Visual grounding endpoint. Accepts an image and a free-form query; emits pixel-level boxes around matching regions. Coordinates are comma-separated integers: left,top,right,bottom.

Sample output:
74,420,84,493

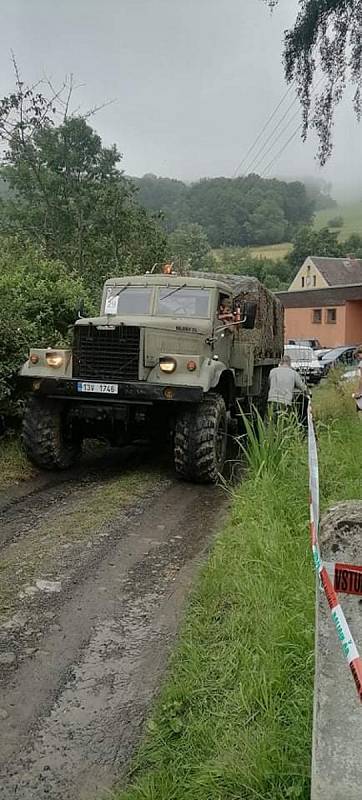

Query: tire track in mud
0,447,229,800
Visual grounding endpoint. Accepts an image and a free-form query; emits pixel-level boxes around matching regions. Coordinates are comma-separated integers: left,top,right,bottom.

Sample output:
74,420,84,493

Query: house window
313,275,317,287
312,309,322,324
326,308,337,324
301,276,305,287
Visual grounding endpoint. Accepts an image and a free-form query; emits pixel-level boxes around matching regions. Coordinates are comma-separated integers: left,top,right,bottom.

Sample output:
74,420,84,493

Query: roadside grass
115,383,362,800
314,200,362,240
0,434,37,487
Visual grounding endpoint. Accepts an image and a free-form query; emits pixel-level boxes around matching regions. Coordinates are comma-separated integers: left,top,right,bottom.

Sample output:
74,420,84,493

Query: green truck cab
20,270,283,483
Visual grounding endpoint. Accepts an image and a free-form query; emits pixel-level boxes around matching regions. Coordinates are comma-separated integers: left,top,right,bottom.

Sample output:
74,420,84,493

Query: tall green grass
115,384,362,800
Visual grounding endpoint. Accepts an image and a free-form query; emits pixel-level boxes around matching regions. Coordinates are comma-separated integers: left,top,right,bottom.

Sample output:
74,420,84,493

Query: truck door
215,292,233,366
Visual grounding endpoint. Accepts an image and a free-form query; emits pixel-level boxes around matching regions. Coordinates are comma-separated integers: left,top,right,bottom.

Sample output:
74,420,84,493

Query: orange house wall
344,301,362,345
284,306,346,347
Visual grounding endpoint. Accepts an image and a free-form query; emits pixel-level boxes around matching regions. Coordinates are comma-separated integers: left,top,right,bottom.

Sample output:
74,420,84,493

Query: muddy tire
174,392,227,484
22,396,82,470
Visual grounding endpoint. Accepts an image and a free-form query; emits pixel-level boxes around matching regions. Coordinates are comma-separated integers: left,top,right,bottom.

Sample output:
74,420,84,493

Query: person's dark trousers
293,392,309,431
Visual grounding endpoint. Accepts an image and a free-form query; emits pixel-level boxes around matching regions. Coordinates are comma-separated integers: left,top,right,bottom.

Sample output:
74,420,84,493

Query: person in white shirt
268,354,308,416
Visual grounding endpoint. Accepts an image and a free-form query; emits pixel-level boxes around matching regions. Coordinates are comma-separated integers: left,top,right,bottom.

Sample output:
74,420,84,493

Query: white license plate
77,382,118,394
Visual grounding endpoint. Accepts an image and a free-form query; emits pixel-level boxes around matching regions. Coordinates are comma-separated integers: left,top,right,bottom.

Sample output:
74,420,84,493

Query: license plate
77,382,118,394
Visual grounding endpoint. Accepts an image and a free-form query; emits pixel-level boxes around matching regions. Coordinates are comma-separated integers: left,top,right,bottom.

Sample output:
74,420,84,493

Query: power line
261,122,303,177
243,94,300,176
259,74,326,178
232,80,296,178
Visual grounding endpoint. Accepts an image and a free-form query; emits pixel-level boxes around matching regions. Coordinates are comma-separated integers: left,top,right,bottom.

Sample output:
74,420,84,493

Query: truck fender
200,361,236,405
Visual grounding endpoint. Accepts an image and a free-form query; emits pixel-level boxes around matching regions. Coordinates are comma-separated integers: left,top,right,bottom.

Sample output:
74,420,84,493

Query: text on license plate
77,382,118,394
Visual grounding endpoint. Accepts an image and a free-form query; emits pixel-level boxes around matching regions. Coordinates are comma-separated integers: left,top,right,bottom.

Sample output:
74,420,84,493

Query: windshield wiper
108,283,131,300
161,283,187,301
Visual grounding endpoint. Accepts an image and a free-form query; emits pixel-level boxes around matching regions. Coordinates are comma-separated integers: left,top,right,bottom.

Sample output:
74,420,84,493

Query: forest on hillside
132,173,336,247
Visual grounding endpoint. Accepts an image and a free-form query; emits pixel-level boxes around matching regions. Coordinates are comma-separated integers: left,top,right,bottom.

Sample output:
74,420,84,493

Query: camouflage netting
189,272,284,360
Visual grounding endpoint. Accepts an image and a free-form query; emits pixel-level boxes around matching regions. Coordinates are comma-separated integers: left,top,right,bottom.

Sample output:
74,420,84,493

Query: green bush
0,237,92,415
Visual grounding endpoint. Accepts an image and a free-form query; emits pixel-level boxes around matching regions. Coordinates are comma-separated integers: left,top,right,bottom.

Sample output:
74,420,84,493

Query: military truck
20,269,283,483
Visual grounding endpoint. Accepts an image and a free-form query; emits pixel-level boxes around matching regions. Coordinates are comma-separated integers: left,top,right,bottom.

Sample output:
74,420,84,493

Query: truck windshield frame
156,287,211,319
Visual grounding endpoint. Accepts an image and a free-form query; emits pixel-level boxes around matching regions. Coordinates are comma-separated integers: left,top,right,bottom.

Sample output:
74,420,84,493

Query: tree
133,174,188,232
303,176,337,211
288,226,343,267
343,232,362,255
167,223,215,270
136,173,315,248
265,1,362,163
0,69,166,288
0,237,91,415
327,215,344,229
245,198,287,245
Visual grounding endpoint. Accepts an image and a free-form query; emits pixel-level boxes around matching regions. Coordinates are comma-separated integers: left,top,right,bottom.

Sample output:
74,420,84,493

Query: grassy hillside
315,200,362,240
213,242,292,264
248,242,292,260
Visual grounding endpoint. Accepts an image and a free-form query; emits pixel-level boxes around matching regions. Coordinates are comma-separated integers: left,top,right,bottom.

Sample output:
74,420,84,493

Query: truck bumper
21,377,204,404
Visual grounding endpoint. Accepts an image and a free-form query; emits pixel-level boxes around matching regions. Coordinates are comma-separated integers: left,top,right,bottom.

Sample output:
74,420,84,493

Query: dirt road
0,446,228,800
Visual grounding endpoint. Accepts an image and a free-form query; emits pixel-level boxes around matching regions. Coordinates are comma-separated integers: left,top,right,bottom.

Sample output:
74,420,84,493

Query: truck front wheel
174,392,227,484
22,396,82,470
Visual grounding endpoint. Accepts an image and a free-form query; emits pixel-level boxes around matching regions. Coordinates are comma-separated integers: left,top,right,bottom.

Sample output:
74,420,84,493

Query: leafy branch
264,0,362,163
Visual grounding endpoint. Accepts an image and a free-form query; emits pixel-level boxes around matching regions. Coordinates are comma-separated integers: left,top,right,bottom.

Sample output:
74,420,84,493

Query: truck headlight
46,351,64,368
159,357,177,374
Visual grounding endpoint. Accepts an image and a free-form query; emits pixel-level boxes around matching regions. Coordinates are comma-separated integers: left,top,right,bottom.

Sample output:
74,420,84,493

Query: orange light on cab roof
187,360,197,372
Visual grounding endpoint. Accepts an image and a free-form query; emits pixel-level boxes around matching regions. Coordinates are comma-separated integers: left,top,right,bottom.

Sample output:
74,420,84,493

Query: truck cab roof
104,272,263,298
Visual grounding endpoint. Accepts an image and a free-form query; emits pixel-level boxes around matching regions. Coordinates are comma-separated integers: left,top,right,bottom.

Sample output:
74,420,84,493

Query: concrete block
311,502,362,799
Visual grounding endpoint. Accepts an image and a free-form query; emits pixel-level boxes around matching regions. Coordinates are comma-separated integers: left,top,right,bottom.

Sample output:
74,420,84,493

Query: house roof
310,256,362,286
276,284,362,308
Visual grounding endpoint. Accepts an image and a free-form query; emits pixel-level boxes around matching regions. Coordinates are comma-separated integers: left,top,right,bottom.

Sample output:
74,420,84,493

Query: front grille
73,325,140,382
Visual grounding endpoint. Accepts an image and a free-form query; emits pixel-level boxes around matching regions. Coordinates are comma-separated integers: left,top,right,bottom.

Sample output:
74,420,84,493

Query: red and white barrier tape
307,402,362,701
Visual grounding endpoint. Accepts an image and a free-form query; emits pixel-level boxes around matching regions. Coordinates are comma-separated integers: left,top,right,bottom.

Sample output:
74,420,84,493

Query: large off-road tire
174,392,227,484
22,396,82,470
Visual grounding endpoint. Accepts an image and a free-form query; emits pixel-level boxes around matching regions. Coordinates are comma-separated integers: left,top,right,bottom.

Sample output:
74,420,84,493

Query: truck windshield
104,287,152,315
157,287,210,318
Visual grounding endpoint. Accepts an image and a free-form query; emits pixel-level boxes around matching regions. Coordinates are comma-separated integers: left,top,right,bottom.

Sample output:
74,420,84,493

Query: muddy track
0,446,228,800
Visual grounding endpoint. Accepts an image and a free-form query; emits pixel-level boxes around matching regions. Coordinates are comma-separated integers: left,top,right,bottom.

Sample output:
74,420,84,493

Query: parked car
284,344,325,384
315,348,331,360
287,338,321,350
319,346,359,373
341,367,359,382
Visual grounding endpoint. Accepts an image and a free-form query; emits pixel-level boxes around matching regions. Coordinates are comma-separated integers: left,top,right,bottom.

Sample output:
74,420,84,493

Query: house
277,256,362,347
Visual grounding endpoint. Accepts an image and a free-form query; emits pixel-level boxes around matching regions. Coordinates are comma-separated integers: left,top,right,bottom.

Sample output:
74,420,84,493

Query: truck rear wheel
22,396,82,470
174,392,227,484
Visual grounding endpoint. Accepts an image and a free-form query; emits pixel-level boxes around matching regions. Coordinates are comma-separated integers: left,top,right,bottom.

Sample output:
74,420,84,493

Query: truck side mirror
243,302,257,330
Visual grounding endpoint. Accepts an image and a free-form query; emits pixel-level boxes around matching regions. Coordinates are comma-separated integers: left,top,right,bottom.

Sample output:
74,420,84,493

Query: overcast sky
1,0,361,197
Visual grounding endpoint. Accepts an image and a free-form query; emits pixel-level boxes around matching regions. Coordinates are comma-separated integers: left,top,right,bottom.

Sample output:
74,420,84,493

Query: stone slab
311,502,362,799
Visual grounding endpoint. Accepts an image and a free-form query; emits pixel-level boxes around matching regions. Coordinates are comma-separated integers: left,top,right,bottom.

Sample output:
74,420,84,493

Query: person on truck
268,354,308,420
218,299,234,323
